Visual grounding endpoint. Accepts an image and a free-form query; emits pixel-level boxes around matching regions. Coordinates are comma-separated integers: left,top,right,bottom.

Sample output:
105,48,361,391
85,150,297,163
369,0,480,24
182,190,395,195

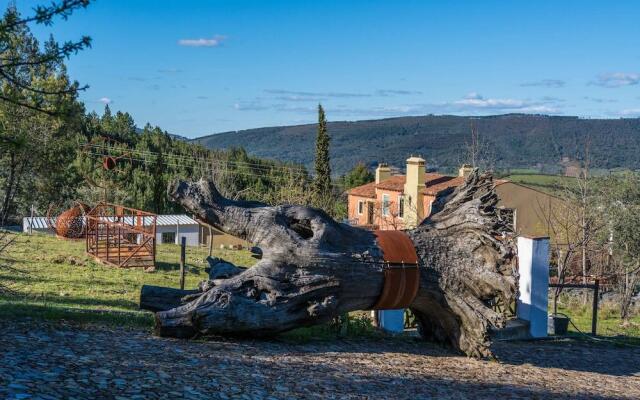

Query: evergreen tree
313,104,331,196
339,162,374,190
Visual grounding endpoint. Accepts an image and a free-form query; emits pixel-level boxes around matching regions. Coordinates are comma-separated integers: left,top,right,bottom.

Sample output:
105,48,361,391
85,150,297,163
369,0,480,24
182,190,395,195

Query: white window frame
357,200,364,215
382,194,390,217
398,195,404,219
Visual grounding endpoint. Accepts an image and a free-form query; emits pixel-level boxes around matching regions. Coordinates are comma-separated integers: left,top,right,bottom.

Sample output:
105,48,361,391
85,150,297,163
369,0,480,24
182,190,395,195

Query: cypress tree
314,104,331,196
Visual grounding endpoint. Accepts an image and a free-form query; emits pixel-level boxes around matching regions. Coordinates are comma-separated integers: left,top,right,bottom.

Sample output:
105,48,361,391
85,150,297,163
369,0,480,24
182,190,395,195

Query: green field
0,231,255,327
503,173,577,195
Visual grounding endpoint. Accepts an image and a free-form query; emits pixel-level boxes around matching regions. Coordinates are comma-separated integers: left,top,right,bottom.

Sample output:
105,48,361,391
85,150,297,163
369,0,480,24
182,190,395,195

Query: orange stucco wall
348,190,440,230
347,194,375,226
375,189,405,230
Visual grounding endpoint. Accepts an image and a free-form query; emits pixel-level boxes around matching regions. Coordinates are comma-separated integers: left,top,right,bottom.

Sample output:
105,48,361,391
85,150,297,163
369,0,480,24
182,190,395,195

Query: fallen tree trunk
139,285,198,312
147,171,517,357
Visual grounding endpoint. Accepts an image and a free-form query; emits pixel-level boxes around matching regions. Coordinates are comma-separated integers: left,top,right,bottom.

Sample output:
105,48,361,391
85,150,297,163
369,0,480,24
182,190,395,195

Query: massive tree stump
145,171,517,357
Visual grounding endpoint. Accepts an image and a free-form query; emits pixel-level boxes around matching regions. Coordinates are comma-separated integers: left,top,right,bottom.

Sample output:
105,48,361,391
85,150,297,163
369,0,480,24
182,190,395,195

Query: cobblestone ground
0,321,639,399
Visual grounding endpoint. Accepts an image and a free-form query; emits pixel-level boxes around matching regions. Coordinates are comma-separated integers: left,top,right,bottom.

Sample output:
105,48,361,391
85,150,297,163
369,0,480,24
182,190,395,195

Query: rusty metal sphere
52,202,91,239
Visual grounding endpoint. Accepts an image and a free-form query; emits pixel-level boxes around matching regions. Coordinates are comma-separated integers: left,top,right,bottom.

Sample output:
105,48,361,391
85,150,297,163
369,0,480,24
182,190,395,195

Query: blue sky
8,0,640,137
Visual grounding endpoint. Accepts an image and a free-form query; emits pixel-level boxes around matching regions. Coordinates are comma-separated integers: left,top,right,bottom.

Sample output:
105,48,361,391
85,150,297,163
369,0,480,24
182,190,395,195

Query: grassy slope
0,232,254,327
1,232,637,342
503,174,577,195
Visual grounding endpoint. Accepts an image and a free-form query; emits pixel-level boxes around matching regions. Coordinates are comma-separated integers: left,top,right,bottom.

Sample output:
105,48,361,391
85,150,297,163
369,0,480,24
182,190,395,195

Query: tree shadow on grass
0,301,153,328
153,261,201,275
1,292,138,310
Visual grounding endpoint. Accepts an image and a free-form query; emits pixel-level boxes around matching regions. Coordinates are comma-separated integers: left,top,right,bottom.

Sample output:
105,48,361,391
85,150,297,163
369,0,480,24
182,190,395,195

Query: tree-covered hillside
193,114,640,175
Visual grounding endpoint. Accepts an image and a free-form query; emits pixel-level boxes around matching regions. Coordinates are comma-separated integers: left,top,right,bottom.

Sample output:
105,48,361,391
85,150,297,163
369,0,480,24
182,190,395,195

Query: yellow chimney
375,163,391,184
403,156,426,228
459,164,474,178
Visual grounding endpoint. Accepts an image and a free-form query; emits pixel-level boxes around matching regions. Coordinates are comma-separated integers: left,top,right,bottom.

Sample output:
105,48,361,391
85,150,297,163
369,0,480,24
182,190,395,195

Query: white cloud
455,93,528,109
178,35,227,47
445,92,562,114
99,97,112,104
375,89,423,96
264,89,370,99
614,108,640,117
520,79,566,88
233,92,564,117
592,72,640,88
233,101,269,111
264,88,423,102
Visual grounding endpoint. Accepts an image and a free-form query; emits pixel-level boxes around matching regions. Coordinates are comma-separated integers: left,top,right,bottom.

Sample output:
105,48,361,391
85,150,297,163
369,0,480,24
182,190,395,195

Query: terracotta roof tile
375,175,406,191
347,181,376,198
347,173,467,198
421,176,465,195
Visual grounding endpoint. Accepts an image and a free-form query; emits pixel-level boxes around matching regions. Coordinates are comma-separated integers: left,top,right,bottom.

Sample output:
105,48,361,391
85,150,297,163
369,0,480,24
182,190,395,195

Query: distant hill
192,114,640,175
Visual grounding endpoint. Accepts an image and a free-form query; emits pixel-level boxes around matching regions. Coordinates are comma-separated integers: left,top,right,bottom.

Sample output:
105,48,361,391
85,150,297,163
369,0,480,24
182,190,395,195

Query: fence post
29,204,34,234
208,226,213,257
592,279,599,336
179,236,186,290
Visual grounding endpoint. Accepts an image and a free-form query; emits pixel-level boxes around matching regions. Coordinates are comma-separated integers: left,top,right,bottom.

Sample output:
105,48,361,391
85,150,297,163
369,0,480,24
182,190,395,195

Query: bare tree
536,195,581,314
464,120,496,172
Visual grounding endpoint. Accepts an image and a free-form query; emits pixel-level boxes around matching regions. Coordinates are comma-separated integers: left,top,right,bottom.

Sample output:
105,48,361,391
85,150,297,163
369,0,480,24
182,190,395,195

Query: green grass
0,231,255,327
551,296,640,345
504,174,577,195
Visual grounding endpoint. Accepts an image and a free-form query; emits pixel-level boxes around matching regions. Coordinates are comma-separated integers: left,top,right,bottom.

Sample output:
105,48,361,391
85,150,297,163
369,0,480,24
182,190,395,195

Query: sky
7,0,640,137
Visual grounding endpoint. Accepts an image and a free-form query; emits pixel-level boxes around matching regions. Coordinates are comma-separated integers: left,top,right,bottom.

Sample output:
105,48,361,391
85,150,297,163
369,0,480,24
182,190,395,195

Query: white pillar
517,236,550,338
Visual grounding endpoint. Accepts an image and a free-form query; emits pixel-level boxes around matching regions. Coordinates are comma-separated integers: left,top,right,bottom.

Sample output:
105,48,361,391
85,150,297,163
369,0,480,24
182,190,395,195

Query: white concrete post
517,236,550,338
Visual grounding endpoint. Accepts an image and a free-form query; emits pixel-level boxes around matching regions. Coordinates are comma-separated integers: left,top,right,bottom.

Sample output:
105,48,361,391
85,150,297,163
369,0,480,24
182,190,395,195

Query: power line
84,152,307,180
82,143,308,175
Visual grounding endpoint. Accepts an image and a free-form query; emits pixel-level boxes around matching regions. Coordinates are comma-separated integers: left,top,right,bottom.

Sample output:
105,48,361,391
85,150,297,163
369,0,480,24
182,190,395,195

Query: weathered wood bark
139,285,199,312
149,171,517,357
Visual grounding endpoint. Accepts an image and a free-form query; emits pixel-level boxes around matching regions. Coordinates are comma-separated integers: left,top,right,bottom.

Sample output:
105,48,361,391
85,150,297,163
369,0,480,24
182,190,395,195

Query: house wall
156,224,200,247
347,194,376,226
495,182,562,238
375,189,405,230
421,194,437,222
200,225,251,248
347,190,439,230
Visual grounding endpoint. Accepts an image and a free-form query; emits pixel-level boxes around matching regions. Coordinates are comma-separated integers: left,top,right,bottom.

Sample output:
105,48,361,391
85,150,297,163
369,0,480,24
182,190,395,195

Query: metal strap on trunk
371,230,420,310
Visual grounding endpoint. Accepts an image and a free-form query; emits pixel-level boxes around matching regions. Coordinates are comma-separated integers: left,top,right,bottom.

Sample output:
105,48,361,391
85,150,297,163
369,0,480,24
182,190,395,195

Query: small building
347,157,463,230
347,157,563,237
23,214,249,248
494,181,564,238
154,215,200,246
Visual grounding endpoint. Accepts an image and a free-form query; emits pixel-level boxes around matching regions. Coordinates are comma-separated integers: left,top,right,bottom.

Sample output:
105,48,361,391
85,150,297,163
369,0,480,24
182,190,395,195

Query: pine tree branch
0,37,91,68
0,0,90,31
0,68,86,95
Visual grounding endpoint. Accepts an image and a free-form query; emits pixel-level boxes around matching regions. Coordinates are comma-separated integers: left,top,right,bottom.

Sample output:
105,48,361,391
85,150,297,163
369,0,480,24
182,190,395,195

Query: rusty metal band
371,230,420,310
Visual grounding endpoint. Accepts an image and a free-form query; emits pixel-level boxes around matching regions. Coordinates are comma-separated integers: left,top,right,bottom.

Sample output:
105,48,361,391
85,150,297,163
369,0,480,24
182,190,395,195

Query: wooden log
139,285,199,312
147,170,517,357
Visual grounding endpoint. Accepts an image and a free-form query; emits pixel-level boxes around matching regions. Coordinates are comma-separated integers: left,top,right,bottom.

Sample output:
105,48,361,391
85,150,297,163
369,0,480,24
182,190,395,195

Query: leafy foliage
338,162,374,190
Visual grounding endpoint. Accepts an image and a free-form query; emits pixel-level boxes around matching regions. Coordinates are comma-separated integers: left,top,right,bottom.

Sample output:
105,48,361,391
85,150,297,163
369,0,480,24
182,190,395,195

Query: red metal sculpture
46,202,91,239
